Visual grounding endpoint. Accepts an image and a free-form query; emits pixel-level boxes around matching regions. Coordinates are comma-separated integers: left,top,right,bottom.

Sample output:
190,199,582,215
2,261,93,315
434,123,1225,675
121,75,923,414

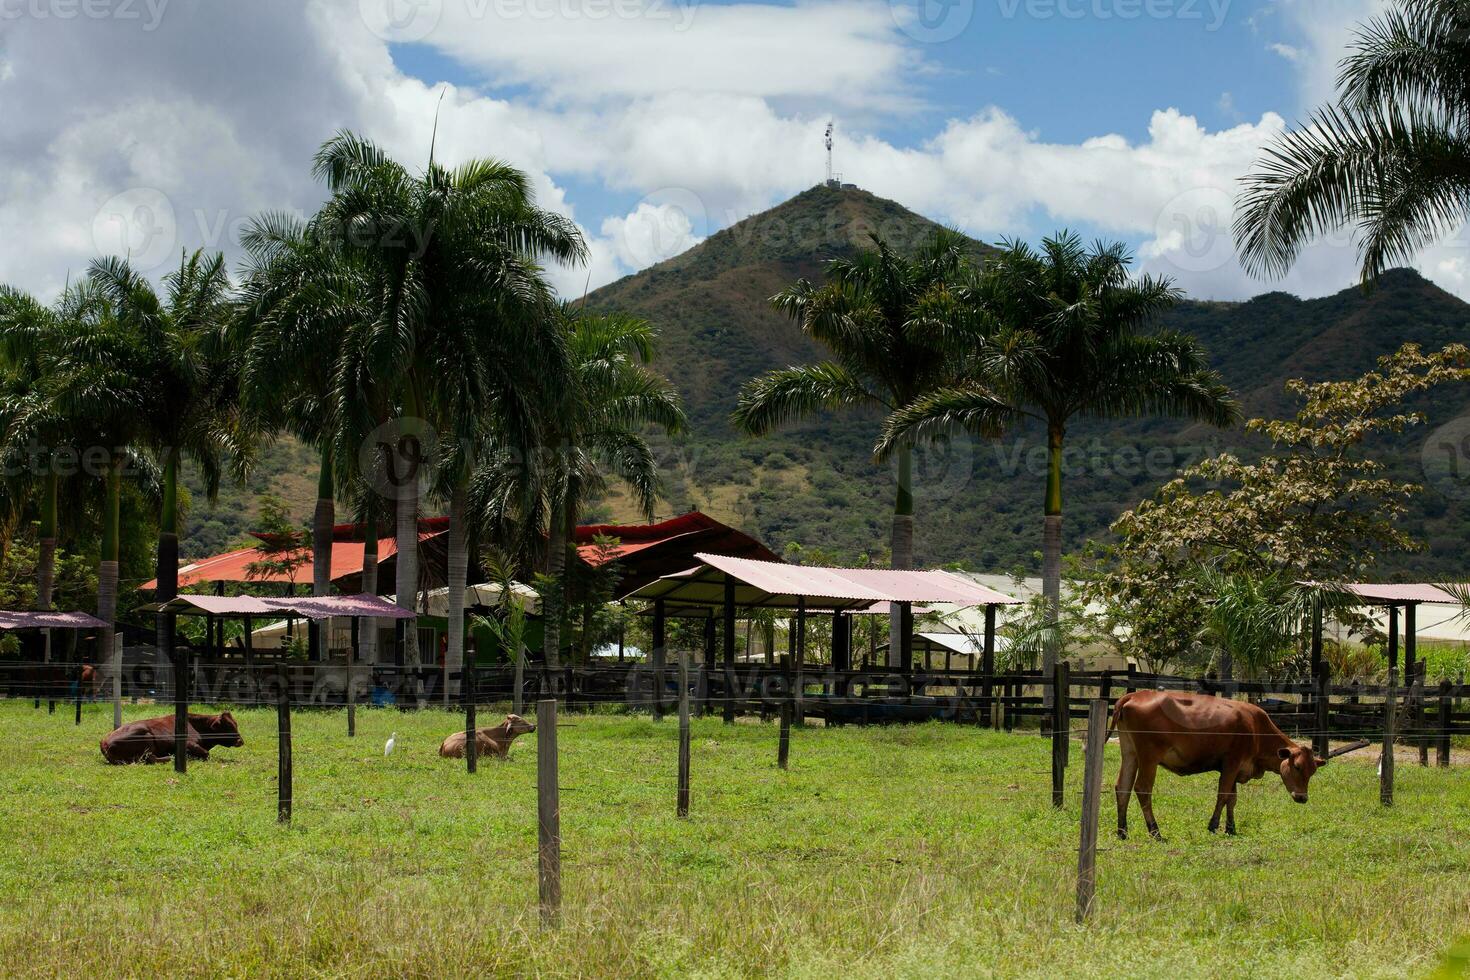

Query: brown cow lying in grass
99,712,244,765
1113,690,1326,839
438,714,535,760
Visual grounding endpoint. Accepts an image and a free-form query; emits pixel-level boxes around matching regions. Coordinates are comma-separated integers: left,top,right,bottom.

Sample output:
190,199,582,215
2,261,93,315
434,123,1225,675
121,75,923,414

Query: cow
1112,690,1326,839
438,714,536,760
99,711,244,765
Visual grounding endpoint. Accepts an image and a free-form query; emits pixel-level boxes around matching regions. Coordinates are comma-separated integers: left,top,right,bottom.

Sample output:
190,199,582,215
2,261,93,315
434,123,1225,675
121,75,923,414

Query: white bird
384,732,397,757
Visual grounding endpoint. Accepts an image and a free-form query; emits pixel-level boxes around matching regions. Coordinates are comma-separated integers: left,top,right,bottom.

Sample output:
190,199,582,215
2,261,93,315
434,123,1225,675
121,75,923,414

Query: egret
385,732,397,756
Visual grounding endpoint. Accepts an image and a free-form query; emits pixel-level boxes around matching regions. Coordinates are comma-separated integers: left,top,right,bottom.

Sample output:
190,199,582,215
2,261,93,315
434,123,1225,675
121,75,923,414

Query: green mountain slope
584,185,1470,577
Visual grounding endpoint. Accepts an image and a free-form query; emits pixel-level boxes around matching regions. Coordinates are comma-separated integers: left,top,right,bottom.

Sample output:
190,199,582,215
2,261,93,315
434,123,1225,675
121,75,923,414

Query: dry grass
2,701,1468,977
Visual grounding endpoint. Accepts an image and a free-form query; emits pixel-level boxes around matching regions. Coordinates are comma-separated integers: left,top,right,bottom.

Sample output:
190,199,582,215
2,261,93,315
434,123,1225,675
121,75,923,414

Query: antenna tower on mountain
824,121,853,189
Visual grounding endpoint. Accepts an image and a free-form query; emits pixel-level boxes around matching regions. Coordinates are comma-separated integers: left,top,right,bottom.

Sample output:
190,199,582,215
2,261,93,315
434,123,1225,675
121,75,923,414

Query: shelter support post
168,613,187,775
722,579,736,724
347,618,358,738
794,596,806,725
982,604,997,728
652,599,666,722
898,602,913,673
831,611,850,673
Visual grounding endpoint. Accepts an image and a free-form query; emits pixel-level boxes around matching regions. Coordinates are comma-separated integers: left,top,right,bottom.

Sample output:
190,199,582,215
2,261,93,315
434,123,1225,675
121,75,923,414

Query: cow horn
1326,739,1371,759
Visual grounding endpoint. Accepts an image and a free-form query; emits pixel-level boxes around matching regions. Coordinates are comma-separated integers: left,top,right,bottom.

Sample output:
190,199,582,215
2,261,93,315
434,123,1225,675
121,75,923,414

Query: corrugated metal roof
1315,582,1464,605
146,593,415,620
0,610,110,631
625,553,1022,610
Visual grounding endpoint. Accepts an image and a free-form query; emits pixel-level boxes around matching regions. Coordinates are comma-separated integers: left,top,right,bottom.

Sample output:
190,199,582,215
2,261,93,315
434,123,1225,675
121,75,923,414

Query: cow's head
201,711,245,748
502,714,535,739
1277,743,1326,803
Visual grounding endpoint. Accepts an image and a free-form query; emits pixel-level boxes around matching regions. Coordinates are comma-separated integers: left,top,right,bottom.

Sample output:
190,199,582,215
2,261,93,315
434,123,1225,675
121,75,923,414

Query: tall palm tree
0,280,114,661
237,210,383,613
312,131,586,692
88,253,245,612
1236,0,1470,283
529,307,686,667
876,233,1239,688
733,229,973,664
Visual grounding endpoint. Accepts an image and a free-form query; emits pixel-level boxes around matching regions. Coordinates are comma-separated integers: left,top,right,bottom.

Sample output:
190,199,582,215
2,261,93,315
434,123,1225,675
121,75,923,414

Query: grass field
2,700,1469,978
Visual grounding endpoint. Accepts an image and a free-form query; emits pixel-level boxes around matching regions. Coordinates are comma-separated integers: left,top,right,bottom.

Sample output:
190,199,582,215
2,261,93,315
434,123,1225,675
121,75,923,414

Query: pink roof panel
626,554,1021,609
0,610,110,631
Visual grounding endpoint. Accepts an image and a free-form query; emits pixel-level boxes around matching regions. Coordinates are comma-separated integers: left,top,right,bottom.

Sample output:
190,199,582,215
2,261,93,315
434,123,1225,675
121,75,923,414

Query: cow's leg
1208,766,1238,834
1134,763,1162,840
1115,736,1139,840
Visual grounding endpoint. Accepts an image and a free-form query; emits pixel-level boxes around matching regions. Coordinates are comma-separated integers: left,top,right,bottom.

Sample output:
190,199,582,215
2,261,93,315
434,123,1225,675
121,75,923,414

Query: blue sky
9,0,1466,305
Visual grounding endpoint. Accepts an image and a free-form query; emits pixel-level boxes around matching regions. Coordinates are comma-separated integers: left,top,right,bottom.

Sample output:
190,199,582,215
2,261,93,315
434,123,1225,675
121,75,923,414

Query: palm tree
733,229,973,664
1235,0,1470,283
88,253,245,613
0,280,114,663
877,233,1239,688
311,131,586,693
530,307,686,667
235,208,397,645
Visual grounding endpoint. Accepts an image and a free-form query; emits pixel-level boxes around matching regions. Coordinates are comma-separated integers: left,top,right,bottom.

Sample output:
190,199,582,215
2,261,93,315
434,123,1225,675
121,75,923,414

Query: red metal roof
0,610,110,631
627,553,1021,610
575,512,780,594
140,524,440,591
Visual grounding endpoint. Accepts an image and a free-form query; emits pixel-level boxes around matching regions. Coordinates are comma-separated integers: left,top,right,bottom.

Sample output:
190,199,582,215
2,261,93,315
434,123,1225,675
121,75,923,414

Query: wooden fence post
1313,661,1330,758
677,651,691,818
777,696,792,770
277,664,292,824
465,659,478,775
1052,662,1070,808
1076,699,1108,923
347,618,358,738
536,699,561,926
1438,679,1452,768
111,632,124,731
1381,669,1396,807
74,658,83,726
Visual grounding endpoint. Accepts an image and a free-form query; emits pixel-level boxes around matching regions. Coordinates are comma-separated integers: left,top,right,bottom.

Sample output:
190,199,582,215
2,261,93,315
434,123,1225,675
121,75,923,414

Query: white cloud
1,0,1465,314
1268,42,1304,62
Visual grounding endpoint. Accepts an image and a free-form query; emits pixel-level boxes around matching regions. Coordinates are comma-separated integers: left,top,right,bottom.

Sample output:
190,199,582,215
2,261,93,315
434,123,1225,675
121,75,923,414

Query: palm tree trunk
395,480,420,702
543,496,566,669
445,479,468,702
1041,425,1064,706
155,448,180,680
97,456,122,643
888,446,914,668
360,510,379,665
37,471,56,668
312,447,334,597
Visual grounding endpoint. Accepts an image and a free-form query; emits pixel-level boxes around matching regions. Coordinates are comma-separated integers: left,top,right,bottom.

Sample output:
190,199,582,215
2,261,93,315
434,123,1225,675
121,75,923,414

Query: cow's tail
1106,690,1134,745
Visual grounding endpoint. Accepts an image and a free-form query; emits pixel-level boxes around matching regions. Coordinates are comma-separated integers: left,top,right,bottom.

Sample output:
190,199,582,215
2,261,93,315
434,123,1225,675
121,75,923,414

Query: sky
3,0,1466,305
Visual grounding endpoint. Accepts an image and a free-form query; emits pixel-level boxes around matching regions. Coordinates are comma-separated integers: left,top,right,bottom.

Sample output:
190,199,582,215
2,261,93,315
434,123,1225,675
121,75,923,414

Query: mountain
581,184,1470,577
180,185,1470,578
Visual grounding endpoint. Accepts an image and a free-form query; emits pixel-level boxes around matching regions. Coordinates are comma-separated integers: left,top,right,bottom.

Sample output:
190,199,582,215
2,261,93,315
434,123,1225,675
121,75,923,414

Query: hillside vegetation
183,185,1470,578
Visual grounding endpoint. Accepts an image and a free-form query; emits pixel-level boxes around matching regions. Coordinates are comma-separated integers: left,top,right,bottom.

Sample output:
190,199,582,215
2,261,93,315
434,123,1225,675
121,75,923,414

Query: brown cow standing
438,714,535,760
99,712,244,765
1113,690,1326,839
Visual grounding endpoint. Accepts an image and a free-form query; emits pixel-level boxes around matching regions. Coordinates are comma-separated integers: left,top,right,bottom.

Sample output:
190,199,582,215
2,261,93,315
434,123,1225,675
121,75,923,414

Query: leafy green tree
877,233,1238,688
734,229,975,665
311,130,586,690
1236,0,1470,283
87,252,245,611
477,307,684,667
1086,343,1470,669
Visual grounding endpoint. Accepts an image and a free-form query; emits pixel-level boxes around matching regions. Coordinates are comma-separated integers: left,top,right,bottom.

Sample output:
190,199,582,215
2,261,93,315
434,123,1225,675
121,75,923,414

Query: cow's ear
1277,747,1291,760
1314,755,1328,767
